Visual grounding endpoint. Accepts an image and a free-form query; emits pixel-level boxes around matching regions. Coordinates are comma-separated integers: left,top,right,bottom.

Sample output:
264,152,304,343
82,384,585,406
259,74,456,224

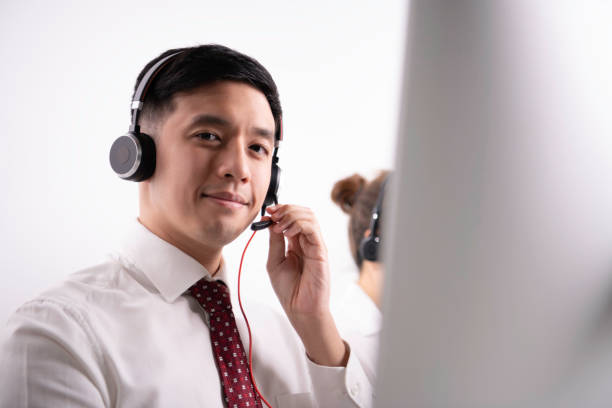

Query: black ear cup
359,233,380,262
110,51,181,182
109,132,156,182
250,160,281,230
358,176,389,263
261,161,281,215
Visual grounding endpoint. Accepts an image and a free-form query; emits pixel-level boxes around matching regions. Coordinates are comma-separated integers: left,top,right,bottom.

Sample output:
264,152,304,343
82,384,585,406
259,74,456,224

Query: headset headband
129,51,183,133
129,51,283,146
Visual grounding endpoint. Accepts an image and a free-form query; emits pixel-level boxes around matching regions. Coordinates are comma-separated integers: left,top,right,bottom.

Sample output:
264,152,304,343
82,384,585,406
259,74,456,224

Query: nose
215,138,250,183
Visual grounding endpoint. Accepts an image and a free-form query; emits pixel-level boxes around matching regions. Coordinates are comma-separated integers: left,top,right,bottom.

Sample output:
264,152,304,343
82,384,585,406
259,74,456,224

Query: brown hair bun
331,174,366,214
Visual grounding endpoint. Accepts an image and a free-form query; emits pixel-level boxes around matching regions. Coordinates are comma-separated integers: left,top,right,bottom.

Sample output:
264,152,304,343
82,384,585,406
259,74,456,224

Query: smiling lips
202,191,248,209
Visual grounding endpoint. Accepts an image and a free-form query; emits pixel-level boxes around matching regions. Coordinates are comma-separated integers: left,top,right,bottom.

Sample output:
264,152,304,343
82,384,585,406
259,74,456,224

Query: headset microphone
251,220,275,231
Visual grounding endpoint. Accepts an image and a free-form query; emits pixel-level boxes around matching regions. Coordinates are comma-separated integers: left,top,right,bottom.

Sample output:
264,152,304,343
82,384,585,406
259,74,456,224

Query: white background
0,0,406,323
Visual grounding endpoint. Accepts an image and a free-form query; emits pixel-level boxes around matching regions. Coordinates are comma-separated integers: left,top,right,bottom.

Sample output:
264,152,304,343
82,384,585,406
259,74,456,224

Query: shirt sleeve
306,340,374,407
0,298,109,408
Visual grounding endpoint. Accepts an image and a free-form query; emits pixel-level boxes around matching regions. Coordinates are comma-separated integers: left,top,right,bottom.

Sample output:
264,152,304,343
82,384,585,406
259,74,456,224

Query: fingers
266,204,327,258
267,217,287,270
268,205,314,235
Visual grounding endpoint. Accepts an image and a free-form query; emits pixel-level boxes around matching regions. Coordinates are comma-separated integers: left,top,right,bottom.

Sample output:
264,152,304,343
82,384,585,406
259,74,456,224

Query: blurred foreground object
377,1,612,407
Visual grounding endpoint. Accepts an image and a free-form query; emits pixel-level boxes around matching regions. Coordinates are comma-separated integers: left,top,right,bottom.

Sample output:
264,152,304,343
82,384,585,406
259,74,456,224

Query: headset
108,51,282,229
359,176,388,262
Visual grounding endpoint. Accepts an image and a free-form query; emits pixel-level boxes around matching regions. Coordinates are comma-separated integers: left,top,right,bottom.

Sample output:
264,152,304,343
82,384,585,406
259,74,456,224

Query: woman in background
330,170,389,382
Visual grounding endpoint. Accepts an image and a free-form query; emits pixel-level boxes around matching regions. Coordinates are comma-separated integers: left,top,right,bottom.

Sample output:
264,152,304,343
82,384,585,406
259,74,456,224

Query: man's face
141,81,275,249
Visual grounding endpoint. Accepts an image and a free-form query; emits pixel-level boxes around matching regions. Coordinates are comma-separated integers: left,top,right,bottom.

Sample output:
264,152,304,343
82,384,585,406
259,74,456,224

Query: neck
137,215,223,277
357,260,384,309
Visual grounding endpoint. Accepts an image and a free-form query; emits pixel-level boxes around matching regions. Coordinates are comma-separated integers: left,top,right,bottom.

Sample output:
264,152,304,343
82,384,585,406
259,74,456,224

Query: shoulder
0,262,120,407
1,255,143,344
0,254,145,364
35,254,150,308
2,258,120,339
0,279,109,387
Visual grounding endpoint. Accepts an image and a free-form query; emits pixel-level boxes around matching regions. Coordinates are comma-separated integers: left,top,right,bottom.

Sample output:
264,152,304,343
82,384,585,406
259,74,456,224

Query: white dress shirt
332,281,382,387
0,221,373,408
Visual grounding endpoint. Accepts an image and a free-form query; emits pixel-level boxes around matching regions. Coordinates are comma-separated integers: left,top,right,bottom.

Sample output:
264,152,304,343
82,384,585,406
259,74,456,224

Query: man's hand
265,204,349,367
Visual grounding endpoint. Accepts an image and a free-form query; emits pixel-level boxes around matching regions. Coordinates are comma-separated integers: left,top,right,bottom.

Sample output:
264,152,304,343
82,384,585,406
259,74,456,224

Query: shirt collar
118,219,230,303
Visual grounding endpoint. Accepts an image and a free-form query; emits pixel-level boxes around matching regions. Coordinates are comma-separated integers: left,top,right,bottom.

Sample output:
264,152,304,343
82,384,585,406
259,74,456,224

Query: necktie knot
189,279,232,316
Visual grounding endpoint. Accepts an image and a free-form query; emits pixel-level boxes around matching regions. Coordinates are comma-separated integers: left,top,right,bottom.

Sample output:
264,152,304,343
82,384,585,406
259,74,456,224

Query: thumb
267,226,286,271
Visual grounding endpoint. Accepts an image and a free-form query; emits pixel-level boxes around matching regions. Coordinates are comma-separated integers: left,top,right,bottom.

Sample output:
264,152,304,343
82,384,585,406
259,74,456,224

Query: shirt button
350,382,360,397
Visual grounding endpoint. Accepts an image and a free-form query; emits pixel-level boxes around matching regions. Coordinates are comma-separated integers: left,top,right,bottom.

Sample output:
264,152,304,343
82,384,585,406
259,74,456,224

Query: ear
363,229,372,239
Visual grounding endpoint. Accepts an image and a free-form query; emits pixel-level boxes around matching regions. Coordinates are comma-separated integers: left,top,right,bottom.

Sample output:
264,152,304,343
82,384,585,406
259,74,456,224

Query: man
0,45,372,407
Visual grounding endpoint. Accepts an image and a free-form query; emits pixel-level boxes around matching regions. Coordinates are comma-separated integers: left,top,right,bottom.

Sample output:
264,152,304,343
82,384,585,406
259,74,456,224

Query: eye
249,143,269,156
194,132,220,142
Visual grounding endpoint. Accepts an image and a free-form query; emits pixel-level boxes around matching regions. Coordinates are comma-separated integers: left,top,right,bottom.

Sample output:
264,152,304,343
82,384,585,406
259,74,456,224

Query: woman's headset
108,51,282,224
359,176,388,262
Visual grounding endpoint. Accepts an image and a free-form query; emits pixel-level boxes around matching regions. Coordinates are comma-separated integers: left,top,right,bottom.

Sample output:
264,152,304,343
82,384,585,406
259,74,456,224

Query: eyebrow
187,114,275,141
187,114,231,129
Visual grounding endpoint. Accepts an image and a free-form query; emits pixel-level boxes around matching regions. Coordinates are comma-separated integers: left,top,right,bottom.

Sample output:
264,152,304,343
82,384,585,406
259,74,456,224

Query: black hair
134,44,282,136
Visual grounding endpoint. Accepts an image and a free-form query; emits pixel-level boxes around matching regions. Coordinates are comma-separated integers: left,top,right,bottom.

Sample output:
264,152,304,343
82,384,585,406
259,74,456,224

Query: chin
195,218,250,247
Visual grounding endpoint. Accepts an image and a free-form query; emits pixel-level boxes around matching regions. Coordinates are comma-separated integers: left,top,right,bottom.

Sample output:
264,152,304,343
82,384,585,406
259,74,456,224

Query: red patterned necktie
190,278,262,408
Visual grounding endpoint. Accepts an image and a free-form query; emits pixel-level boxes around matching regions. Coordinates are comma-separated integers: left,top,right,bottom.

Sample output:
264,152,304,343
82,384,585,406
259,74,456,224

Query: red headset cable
237,229,273,408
